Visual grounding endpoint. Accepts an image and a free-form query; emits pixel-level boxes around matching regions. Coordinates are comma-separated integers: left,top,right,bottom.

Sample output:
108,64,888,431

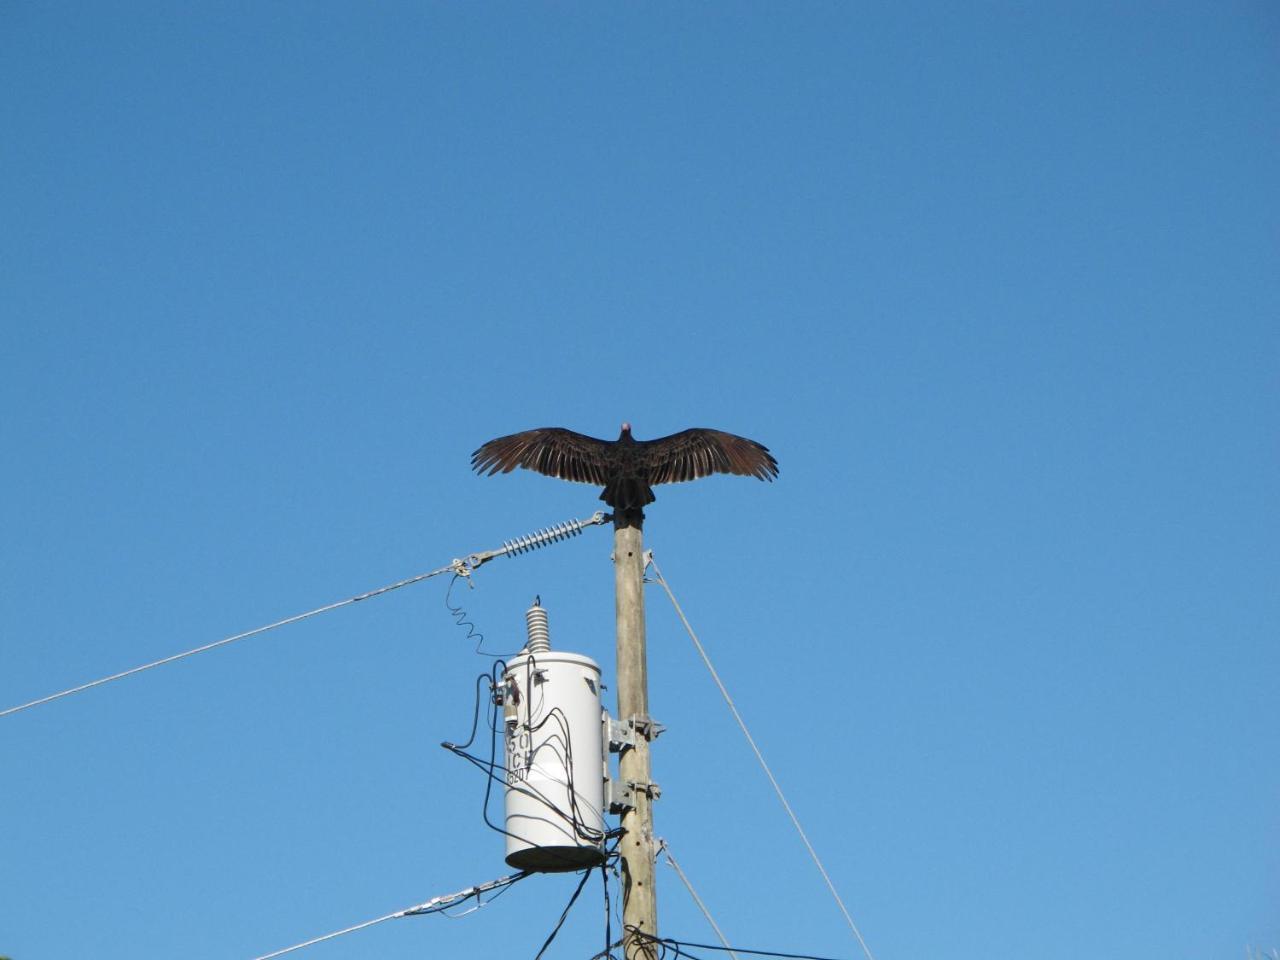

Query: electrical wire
444,725,610,868
587,840,626,959
657,840,740,960
516,672,605,844
2,513,607,719
1,565,454,719
437,871,523,918
626,928,853,960
442,678,606,871
602,852,615,960
443,651,610,873
247,871,528,960
648,556,876,960
588,939,626,960
445,572,502,657
533,866,595,959
250,906,409,960
454,665,507,754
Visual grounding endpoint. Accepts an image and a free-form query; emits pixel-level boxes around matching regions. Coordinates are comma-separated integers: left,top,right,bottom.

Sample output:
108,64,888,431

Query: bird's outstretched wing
471,427,614,485
639,428,779,485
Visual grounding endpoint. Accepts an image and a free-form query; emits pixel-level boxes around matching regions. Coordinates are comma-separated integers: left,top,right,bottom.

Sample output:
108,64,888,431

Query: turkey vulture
471,423,778,527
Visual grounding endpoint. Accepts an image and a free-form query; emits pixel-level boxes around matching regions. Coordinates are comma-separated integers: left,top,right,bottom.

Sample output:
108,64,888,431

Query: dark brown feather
639,428,778,484
470,427,613,486
471,424,778,512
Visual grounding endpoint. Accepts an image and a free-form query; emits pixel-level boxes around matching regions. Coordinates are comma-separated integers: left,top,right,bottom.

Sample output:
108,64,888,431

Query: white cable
2,512,609,718
1,565,454,718
249,871,526,960
250,908,410,960
658,839,741,960
648,556,877,960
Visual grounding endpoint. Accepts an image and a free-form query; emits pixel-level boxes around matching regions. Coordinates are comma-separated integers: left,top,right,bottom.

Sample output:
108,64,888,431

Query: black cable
444,573,504,658
408,870,531,918
444,742,585,849
481,675,513,840
443,651,618,872
452,663,505,752
442,680,599,871
602,858,613,960
587,940,625,960
533,867,594,959
521,701,604,844
514,653,605,847
440,664,523,847
479,653,602,845
434,869,528,917
625,929,852,960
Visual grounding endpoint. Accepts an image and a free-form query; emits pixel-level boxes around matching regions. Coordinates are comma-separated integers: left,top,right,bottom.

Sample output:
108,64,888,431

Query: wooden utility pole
613,512,658,959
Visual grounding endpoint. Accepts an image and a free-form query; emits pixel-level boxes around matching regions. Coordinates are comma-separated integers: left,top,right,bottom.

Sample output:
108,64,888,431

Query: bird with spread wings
472,423,778,527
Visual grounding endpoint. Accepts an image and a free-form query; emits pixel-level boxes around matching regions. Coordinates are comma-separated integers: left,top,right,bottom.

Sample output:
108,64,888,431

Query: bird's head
619,422,633,439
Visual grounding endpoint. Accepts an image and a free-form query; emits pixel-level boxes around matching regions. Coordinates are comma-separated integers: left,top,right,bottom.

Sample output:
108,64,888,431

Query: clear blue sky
2,4,1276,958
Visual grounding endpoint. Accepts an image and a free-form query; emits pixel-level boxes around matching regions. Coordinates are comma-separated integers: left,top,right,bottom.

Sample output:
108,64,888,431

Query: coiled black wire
444,573,504,658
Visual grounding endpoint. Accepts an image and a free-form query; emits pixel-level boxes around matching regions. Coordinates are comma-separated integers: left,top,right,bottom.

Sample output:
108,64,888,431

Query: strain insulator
502,519,585,556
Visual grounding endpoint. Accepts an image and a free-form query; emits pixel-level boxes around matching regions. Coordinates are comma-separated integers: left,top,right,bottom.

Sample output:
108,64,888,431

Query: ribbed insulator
503,519,584,557
525,602,551,654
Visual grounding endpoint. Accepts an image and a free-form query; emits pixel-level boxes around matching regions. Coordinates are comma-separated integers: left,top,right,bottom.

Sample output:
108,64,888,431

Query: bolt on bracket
606,777,662,814
607,714,665,752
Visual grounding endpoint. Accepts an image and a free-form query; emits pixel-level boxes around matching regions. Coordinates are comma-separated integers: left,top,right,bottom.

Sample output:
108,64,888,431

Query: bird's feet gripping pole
610,506,646,531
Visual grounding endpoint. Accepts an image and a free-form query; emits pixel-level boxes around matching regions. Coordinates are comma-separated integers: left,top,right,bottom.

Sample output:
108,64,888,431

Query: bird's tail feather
600,478,655,511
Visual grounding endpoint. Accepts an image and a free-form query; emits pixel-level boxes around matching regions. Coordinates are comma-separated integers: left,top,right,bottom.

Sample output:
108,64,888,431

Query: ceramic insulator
525,601,551,654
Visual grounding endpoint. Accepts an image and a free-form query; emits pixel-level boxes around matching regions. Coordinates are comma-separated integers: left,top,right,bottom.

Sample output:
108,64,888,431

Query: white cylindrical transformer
502,646,606,871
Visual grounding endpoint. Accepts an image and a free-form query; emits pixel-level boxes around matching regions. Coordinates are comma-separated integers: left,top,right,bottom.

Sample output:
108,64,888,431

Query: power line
1,512,608,719
249,907,407,960
248,871,528,960
648,555,877,960
534,867,596,959
628,928,854,960
1,566,450,719
658,839,740,960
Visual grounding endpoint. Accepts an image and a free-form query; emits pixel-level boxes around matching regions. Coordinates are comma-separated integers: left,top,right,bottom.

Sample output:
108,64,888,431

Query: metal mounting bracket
607,718,634,752
606,777,662,814
628,779,661,800
631,714,665,742
606,777,630,814
606,714,666,752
